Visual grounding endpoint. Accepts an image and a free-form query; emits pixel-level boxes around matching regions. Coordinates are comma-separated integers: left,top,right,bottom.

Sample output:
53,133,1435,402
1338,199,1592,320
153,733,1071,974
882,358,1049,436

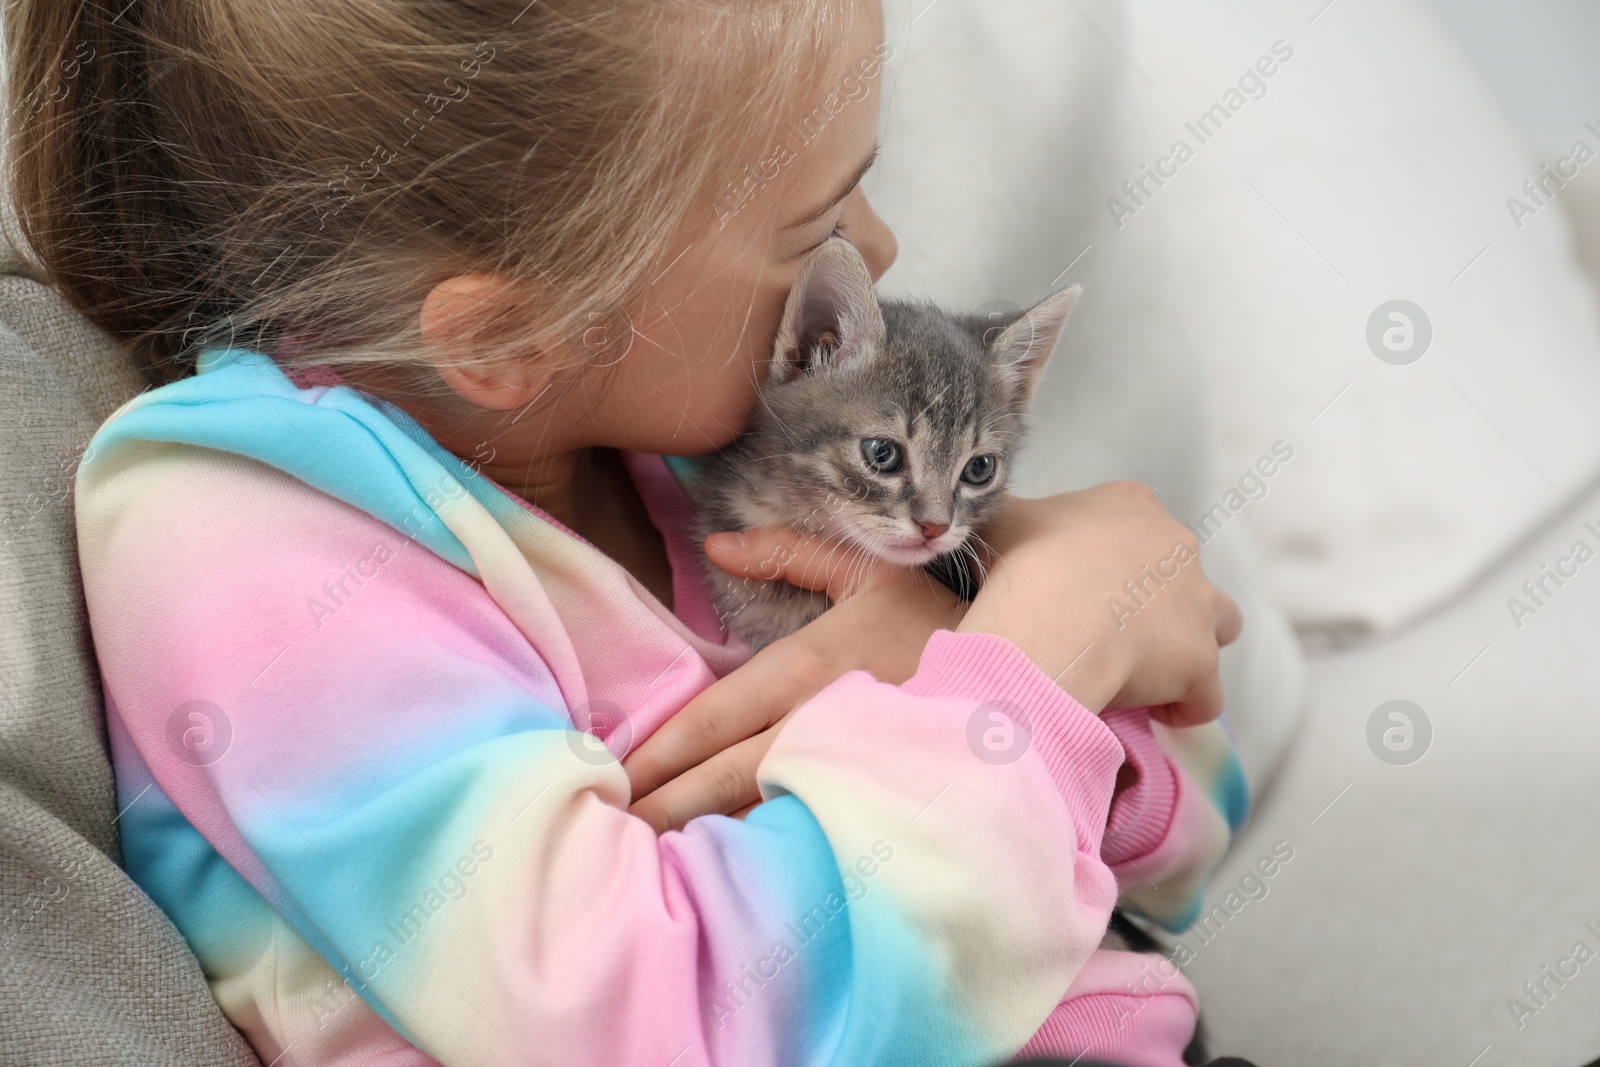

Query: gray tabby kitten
692,239,1213,1064
694,237,1079,652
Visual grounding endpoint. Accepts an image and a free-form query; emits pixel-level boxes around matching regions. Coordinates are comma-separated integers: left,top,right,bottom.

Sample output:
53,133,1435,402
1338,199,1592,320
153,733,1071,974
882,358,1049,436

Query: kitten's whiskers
964,532,998,585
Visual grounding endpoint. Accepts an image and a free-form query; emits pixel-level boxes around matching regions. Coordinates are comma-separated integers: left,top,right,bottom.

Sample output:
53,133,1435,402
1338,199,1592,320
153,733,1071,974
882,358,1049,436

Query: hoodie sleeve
77,440,1128,1067
1097,708,1250,932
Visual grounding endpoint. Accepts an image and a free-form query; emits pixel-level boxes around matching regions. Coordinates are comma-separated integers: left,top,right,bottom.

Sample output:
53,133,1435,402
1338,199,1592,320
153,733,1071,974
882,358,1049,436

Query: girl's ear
988,284,1081,406
421,274,552,411
770,237,886,384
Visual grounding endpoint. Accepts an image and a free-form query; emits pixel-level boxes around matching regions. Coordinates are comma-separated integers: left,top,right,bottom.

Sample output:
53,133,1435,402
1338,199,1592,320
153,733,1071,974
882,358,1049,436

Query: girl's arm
78,446,1126,1067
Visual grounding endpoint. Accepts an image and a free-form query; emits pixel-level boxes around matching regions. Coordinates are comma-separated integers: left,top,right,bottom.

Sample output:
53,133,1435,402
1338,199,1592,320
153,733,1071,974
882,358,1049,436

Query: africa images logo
164,700,233,767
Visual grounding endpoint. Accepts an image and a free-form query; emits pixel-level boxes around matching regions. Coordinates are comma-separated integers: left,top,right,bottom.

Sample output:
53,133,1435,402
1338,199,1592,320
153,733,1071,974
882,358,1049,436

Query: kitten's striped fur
695,237,1079,651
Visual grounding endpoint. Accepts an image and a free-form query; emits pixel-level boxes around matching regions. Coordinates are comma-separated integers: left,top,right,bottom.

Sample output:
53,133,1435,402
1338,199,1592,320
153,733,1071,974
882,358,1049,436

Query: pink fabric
494,467,1214,1062
1094,709,1227,906
1100,707,1181,868
903,639,1205,1063
619,450,730,644
1019,947,1199,1066
178,355,1213,1062
280,357,741,653
490,449,731,644
902,631,1126,856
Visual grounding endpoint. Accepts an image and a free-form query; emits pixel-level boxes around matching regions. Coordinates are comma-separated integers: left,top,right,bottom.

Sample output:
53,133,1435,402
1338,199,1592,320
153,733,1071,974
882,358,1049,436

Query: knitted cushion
0,262,260,1067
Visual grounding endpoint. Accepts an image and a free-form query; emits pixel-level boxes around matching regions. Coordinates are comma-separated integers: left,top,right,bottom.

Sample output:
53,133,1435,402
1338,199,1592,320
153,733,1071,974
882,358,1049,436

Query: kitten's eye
962,454,998,486
861,438,904,474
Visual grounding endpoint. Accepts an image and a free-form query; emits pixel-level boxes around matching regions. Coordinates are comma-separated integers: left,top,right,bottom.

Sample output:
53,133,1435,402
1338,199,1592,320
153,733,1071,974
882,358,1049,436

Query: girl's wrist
1049,643,1121,715
953,610,1124,714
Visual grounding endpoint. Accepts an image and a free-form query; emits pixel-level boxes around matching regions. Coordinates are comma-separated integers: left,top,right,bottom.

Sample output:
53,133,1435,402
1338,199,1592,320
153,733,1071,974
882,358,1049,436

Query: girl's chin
685,406,760,452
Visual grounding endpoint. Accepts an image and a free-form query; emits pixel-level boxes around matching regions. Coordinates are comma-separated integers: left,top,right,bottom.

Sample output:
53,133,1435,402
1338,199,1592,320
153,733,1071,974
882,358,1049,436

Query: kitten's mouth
879,533,959,566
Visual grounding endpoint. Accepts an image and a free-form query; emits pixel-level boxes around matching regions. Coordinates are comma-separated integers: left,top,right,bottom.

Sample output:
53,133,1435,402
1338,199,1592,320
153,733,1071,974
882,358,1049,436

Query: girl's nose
851,195,899,280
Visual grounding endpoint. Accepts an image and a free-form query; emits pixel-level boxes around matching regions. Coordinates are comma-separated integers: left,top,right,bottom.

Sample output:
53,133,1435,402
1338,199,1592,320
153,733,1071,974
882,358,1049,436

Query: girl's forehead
678,4,892,253
769,50,886,217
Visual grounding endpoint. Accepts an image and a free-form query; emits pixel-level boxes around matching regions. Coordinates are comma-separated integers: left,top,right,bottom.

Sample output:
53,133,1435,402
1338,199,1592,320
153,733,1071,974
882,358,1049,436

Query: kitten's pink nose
917,521,948,541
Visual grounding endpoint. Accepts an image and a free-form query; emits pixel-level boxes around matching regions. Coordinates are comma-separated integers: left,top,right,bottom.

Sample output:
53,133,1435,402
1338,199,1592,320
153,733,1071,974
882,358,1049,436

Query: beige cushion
0,257,260,1066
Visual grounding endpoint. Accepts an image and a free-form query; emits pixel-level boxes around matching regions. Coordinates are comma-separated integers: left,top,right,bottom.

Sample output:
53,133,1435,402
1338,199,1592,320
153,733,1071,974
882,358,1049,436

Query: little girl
12,1,1249,1065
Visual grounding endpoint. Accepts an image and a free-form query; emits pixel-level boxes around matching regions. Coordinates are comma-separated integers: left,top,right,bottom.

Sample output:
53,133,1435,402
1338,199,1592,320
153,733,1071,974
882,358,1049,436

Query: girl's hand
959,483,1243,727
624,529,966,833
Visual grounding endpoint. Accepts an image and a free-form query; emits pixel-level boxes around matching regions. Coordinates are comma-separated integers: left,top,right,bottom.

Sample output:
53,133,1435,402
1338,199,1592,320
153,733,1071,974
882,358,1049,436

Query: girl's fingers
621,687,737,802
1150,670,1228,729
628,730,777,834
704,527,891,602
622,636,826,800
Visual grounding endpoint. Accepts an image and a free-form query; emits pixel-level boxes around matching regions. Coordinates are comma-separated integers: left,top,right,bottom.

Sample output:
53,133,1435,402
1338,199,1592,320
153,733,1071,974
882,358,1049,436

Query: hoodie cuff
902,630,1125,828
1099,707,1180,867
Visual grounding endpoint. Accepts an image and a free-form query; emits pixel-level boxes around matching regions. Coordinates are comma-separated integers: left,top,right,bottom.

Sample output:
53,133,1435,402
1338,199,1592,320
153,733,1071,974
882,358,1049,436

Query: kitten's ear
989,284,1081,404
770,237,886,384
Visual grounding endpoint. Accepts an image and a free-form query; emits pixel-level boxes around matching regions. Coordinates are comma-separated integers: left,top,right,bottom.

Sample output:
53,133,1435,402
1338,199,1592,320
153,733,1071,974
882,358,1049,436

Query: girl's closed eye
809,216,849,252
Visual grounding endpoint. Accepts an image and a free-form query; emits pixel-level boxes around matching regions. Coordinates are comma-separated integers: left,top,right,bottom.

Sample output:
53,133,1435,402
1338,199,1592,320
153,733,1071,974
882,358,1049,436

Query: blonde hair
5,0,863,393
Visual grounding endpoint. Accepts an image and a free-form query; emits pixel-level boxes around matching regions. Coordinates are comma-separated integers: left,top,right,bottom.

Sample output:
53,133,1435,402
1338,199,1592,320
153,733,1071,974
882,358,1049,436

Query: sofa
4,0,1600,1065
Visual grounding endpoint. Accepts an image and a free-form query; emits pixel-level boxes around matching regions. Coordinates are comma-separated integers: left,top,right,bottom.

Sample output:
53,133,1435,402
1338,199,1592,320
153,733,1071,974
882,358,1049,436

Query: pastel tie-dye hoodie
74,347,1248,1067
